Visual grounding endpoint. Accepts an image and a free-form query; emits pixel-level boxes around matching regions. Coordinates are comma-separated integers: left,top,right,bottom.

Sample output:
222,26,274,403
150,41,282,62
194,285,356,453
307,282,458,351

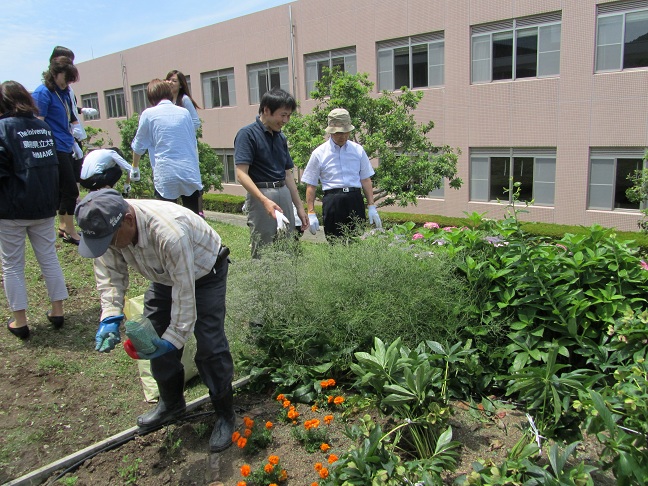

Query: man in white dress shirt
301,108,381,240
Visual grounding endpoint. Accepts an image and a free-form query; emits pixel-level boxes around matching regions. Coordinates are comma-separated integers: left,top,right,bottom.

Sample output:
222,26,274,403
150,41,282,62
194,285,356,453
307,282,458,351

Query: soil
48,393,614,486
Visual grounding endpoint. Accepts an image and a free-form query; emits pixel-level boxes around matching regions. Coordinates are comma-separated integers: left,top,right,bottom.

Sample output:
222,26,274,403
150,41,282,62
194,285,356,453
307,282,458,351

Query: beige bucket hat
325,108,355,134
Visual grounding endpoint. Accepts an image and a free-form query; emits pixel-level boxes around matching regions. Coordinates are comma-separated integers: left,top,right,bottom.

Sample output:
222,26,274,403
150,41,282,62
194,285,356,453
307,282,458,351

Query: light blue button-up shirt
131,100,202,199
301,137,374,191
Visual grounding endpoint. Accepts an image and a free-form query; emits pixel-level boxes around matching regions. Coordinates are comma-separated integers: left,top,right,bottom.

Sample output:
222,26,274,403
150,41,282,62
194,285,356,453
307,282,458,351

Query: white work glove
81,107,98,117
72,142,83,160
308,213,319,235
71,124,86,141
368,205,382,228
130,168,140,182
275,209,290,231
122,184,131,197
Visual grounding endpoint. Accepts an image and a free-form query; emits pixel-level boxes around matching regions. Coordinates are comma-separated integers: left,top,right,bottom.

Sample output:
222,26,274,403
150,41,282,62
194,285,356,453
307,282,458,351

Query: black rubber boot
209,385,236,452
137,372,186,431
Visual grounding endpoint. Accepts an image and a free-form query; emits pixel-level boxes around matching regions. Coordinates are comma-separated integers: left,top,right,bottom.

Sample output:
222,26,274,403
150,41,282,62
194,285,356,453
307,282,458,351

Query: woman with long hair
32,56,81,244
165,70,201,132
0,81,68,338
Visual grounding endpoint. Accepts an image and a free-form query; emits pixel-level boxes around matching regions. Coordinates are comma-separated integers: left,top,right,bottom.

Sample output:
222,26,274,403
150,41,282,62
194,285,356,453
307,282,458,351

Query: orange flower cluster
287,406,299,421
327,395,345,405
266,421,274,429
232,430,248,449
328,453,338,464
268,455,280,465
304,418,320,430
240,464,251,477
237,481,246,486
324,414,334,425
320,443,330,452
320,378,336,389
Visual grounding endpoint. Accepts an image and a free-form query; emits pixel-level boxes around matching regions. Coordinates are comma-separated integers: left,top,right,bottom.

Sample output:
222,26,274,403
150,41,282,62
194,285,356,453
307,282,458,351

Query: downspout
289,5,297,100
120,54,130,118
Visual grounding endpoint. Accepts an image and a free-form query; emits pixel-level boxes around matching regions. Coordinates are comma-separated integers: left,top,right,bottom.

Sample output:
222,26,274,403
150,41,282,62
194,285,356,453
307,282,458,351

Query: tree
282,70,462,207
626,150,648,232
116,114,223,198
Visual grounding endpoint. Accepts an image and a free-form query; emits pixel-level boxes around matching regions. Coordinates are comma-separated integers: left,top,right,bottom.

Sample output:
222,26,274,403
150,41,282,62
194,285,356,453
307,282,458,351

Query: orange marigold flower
237,437,247,449
328,454,339,464
268,455,280,465
320,443,330,452
237,482,247,486
327,378,336,387
264,463,274,474
269,484,278,486
279,469,288,481
319,467,329,479
243,416,254,429
324,414,334,425
314,462,323,471
320,380,330,389
334,396,345,405
265,421,273,429
311,483,318,486
240,464,251,477
311,404,319,412
232,431,241,442
327,395,334,404
243,428,252,438
282,400,291,408
276,393,285,401
287,409,299,420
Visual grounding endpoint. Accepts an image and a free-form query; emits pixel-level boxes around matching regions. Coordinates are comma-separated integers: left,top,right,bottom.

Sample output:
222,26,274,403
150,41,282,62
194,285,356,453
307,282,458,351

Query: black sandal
46,311,65,329
7,318,30,339
60,230,80,246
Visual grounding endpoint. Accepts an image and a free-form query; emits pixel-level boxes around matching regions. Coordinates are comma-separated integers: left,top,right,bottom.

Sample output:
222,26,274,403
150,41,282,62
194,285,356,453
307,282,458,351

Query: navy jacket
0,114,60,220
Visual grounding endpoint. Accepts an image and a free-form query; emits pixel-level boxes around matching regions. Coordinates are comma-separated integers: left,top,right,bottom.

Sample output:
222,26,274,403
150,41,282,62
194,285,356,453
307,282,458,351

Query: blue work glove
368,205,382,228
308,213,319,235
134,337,177,360
95,314,124,352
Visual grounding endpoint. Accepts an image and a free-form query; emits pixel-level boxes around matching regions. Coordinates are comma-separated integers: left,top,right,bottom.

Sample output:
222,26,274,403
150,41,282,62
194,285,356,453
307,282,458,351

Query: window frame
377,33,445,91
201,68,236,109
215,149,237,184
588,149,647,211
80,93,100,120
130,83,150,115
471,13,562,84
304,48,357,98
469,148,556,206
595,3,648,73
247,59,289,105
104,88,126,119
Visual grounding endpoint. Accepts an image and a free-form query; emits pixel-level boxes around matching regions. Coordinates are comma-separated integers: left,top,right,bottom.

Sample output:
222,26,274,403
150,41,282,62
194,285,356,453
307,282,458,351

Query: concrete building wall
73,0,648,230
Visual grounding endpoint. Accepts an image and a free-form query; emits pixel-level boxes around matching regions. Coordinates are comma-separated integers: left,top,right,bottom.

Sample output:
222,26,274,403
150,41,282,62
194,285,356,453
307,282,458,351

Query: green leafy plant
240,455,287,485
291,417,330,453
162,427,182,456
56,476,78,485
117,455,142,485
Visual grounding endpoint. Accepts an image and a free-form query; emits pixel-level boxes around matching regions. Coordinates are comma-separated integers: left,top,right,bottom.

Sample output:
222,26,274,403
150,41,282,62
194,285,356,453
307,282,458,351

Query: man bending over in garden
75,189,235,452
301,108,381,241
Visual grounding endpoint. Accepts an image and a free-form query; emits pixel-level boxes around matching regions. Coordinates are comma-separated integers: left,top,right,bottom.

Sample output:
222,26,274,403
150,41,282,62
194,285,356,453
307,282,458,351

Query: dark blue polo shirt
234,116,294,182
32,84,75,153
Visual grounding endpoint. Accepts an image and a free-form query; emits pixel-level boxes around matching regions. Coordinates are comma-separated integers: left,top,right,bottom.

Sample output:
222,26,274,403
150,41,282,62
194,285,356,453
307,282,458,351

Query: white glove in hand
122,184,131,197
130,168,140,182
71,124,86,140
368,205,382,228
81,107,98,117
72,142,83,160
275,209,290,231
308,213,319,235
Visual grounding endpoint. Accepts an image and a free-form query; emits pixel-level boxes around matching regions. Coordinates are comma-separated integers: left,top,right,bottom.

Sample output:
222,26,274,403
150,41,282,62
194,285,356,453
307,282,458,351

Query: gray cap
75,189,128,258
325,108,355,134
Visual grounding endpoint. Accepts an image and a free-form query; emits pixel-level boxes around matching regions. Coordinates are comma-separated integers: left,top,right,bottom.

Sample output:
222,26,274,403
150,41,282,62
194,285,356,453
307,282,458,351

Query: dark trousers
143,257,233,397
56,151,80,215
322,190,366,239
154,189,202,215
80,166,123,190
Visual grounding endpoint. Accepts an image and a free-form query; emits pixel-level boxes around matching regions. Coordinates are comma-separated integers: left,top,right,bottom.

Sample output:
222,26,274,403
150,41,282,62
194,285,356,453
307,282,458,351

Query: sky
1,0,293,92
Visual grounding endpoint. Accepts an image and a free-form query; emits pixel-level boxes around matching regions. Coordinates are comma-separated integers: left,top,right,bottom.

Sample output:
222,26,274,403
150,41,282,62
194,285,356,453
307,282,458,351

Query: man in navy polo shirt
234,88,308,258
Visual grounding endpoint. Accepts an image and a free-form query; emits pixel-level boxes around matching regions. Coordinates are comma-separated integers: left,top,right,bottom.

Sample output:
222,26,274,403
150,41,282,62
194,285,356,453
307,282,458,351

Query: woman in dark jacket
0,81,68,339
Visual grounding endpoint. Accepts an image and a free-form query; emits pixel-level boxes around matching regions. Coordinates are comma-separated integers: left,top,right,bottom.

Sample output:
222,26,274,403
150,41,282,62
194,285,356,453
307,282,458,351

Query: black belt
324,187,360,195
255,181,285,188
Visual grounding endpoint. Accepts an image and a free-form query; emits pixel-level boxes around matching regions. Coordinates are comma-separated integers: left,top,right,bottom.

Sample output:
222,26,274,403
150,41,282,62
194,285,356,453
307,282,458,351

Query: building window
471,13,562,83
470,149,556,205
377,33,444,91
305,48,357,97
131,83,151,115
104,88,126,118
201,69,236,108
217,150,236,184
596,3,648,72
588,150,646,210
80,93,99,120
248,59,289,104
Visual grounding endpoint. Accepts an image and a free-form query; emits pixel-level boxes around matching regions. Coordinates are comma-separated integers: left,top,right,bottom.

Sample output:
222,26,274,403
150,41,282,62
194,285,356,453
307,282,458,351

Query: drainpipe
120,54,130,118
289,5,297,100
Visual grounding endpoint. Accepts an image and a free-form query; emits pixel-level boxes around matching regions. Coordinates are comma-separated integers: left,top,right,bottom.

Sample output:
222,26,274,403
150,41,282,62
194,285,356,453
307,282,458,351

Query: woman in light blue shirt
165,70,201,132
131,79,202,214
